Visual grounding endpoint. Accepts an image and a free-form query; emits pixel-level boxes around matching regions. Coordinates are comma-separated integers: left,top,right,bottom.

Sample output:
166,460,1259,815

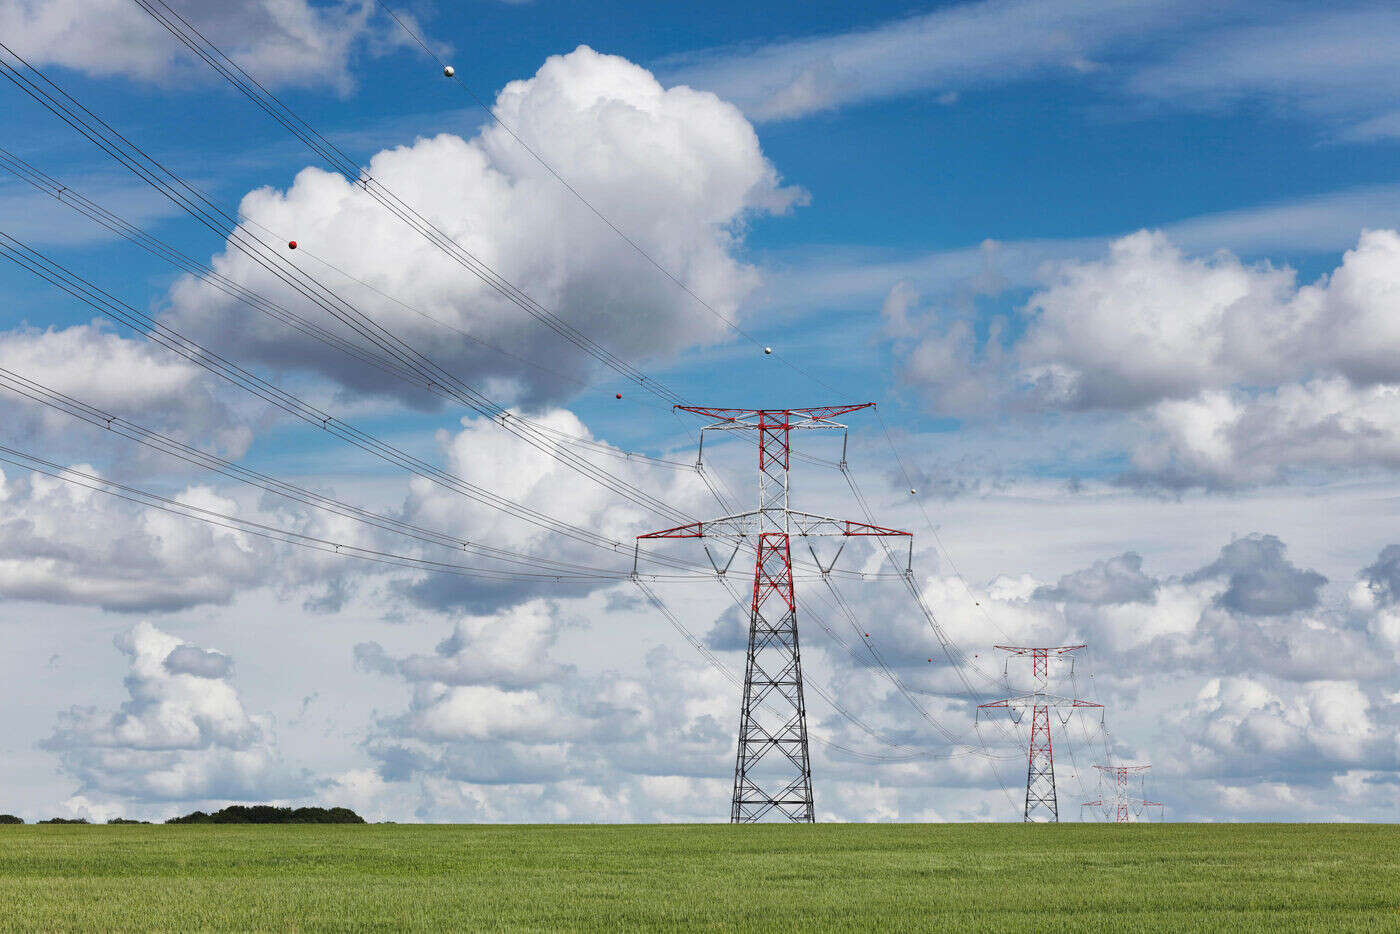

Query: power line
0,228,716,573
370,0,842,398
127,0,690,405
0,441,659,584
0,364,707,581
0,42,701,528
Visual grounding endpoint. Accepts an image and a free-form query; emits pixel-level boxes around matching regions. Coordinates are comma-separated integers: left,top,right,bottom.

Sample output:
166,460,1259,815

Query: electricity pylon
1082,764,1163,822
977,645,1102,823
636,405,911,822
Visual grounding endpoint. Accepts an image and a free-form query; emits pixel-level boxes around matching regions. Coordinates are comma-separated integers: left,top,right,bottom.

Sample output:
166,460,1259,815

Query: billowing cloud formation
358,598,739,820
1188,534,1326,617
0,0,389,93
906,533,1400,819
165,46,801,406
895,228,1400,489
1034,552,1157,605
397,408,709,611
44,621,308,806
0,466,267,612
0,323,250,462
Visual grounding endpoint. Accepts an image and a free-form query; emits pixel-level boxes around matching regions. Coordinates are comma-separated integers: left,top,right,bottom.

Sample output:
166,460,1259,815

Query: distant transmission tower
636,405,911,822
978,645,1102,822
1082,764,1163,822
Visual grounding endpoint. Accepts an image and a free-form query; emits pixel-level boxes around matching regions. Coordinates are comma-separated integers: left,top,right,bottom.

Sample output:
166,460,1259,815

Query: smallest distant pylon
1081,764,1164,823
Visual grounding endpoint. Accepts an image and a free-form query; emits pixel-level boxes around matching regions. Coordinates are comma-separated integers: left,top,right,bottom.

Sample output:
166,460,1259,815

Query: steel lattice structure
978,645,1102,823
637,404,911,822
1082,764,1163,822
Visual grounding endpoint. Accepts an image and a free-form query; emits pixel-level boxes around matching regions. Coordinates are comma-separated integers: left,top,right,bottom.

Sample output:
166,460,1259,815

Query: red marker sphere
288,240,297,250
615,393,622,399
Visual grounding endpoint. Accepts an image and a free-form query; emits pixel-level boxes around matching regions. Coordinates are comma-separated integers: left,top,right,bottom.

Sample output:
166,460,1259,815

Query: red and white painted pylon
978,645,1102,823
636,404,911,822
1082,764,1163,822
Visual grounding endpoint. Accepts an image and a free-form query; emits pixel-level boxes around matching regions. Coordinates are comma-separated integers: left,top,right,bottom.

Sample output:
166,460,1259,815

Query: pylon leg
1025,705,1058,822
731,533,813,822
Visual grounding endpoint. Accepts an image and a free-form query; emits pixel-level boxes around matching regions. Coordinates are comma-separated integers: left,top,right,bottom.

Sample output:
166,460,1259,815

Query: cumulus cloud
1173,676,1386,772
894,228,1400,489
358,598,740,819
1188,534,1326,617
164,46,801,407
0,322,251,462
1034,552,1158,605
163,643,234,679
0,465,268,612
396,408,710,611
44,621,309,805
0,0,392,93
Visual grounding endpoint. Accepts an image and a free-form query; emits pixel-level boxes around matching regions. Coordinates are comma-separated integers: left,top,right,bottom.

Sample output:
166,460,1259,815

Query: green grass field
1,823,1396,931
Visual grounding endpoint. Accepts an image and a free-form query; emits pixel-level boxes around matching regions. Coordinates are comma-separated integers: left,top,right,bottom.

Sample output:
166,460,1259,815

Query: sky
0,0,1398,823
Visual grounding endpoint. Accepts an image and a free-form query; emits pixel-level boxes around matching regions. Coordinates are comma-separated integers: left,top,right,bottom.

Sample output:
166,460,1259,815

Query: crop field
1,823,1396,931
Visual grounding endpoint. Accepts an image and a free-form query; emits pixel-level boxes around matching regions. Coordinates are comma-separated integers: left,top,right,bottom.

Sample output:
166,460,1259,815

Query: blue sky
1,0,1399,823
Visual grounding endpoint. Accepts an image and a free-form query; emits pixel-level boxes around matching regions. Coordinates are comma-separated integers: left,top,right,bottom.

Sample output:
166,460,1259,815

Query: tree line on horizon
0,805,364,824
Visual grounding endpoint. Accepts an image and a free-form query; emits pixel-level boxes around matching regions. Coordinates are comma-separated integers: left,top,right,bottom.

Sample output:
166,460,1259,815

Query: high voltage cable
370,0,844,399
0,230,870,583
0,39,848,576
0,365,704,580
0,147,697,474
633,578,1000,763
714,572,1006,759
873,408,1018,642
0,229,717,574
127,0,687,406
0,44,700,529
0,441,675,583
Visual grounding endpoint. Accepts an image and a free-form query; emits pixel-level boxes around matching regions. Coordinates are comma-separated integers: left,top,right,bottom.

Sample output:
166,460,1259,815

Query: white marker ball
910,488,917,495
763,346,772,354
443,65,455,78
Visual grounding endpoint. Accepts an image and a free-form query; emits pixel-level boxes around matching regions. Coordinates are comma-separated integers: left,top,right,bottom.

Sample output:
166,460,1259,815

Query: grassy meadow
1,822,1396,931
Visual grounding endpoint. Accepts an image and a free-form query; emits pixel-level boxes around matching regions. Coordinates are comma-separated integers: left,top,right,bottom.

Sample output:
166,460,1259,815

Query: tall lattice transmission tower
977,645,1102,822
1082,764,1164,822
636,405,911,822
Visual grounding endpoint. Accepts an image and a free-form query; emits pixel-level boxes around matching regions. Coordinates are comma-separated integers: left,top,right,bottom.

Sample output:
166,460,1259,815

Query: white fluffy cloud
164,46,801,406
396,408,710,611
894,228,1400,489
358,597,740,819
44,621,309,806
0,0,388,93
0,465,270,612
0,322,251,461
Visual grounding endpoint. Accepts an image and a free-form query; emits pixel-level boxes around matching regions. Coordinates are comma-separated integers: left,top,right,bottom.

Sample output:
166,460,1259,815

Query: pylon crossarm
979,691,1102,710
636,510,762,540
992,644,1088,656
677,403,874,428
786,511,912,537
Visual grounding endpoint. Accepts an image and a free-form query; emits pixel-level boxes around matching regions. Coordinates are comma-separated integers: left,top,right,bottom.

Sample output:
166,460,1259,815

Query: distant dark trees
38,818,89,824
107,818,151,825
0,814,22,824
167,805,364,824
